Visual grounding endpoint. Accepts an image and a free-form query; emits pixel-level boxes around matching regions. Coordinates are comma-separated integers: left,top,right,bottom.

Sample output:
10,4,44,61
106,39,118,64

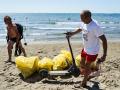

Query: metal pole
66,35,76,65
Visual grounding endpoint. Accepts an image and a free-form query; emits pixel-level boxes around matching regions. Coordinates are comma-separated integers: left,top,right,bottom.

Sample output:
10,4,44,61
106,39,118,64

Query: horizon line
0,12,120,14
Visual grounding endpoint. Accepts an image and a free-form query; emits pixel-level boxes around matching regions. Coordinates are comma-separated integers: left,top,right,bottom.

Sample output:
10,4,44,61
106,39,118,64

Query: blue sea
0,13,120,43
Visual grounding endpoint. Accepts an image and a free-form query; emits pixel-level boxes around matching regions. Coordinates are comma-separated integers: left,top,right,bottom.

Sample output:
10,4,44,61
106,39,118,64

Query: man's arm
15,25,20,45
67,28,82,37
6,27,9,43
99,35,107,62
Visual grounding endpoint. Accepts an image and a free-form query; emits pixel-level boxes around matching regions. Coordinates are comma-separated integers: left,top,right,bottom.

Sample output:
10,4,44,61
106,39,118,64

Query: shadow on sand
42,79,102,90
19,72,43,83
19,73,102,90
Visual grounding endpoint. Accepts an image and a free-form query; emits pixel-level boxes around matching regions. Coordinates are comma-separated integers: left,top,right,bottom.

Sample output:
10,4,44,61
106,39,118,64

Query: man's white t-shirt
80,20,104,55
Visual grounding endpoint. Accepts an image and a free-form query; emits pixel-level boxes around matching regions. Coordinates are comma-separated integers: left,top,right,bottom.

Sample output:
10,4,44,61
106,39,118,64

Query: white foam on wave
0,33,7,36
100,21,119,24
56,21,81,25
30,32,47,36
110,27,116,29
32,27,76,30
101,26,106,29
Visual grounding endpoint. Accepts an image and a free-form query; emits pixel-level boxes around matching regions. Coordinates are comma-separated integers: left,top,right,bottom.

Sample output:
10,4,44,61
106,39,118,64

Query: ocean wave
29,21,56,25
28,32,66,36
110,27,117,29
0,39,6,42
101,26,106,29
101,26,118,29
56,21,81,25
31,27,76,30
0,33,7,36
29,21,81,26
100,21,120,24
28,33,47,36
39,21,56,25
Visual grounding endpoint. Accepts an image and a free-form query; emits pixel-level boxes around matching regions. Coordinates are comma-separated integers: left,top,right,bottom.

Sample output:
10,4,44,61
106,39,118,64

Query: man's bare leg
7,41,14,62
81,62,92,87
74,57,86,88
19,42,27,57
80,57,86,75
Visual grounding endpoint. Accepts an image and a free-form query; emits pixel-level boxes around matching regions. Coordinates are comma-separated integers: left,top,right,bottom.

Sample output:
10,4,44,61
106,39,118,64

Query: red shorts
81,49,98,63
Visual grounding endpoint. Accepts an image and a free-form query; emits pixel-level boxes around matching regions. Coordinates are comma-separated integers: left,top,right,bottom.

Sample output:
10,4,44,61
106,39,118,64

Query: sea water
0,13,120,44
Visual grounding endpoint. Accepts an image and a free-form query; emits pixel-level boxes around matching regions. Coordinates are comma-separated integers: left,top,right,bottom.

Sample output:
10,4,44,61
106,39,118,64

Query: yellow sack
38,57,53,71
60,50,72,65
75,55,99,70
15,56,40,79
53,54,68,70
75,55,81,67
90,61,99,71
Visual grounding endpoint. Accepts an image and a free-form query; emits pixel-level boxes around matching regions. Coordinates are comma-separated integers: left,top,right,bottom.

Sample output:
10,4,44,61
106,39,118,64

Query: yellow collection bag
75,55,99,70
75,55,81,67
15,56,40,79
38,57,53,71
90,61,99,71
60,50,72,65
53,54,68,70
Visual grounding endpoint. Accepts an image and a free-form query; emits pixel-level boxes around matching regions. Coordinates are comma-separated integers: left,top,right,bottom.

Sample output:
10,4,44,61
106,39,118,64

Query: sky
0,0,120,13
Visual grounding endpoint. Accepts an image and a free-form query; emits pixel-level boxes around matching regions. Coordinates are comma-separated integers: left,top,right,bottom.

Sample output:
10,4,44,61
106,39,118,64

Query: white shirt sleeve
94,26,104,37
79,22,84,30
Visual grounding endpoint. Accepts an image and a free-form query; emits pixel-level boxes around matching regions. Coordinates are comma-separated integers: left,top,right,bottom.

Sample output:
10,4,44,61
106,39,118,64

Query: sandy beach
0,41,120,90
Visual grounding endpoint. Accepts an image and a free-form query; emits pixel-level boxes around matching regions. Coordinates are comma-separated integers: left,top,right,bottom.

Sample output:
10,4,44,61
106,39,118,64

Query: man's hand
99,35,107,62
65,29,82,38
65,32,73,38
98,54,107,63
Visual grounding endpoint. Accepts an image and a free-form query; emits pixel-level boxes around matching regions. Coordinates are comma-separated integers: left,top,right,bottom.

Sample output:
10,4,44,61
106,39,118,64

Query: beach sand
0,41,120,90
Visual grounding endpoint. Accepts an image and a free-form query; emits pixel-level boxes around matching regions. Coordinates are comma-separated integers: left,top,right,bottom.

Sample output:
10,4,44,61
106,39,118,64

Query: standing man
4,16,27,62
67,10,107,87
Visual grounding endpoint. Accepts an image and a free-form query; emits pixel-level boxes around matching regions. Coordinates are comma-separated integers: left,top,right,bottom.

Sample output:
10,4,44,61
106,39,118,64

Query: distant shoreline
1,39,120,46
1,13,120,14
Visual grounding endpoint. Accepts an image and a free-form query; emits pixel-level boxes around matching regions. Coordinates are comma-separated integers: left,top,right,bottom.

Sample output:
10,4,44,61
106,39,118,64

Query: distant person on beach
4,16,27,63
67,10,107,87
